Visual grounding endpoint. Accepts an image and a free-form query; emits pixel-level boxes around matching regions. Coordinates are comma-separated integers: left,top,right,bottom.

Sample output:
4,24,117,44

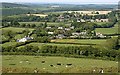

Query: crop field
95,24,118,34
27,14,48,17
2,55,118,73
1,27,34,32
51,39,107,45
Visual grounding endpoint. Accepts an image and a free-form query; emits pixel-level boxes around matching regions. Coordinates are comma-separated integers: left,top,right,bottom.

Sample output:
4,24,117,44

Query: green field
2,55,118,73
19,22,71,26
51,39,107,45
2,42,18,47
95,23,118,34
1,27,34,32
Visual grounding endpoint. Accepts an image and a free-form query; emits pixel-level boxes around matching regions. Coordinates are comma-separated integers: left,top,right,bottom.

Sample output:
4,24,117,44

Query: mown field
2,55,118,73
51,39,107,45
95,23,118,34
1,27,34,33
19,22,71,26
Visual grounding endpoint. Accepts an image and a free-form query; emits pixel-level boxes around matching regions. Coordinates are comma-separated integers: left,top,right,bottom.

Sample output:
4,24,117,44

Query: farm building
48,32,54,35
17,36,33,42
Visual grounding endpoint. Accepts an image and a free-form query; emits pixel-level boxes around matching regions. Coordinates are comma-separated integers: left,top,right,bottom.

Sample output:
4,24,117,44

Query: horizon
1,0,120,4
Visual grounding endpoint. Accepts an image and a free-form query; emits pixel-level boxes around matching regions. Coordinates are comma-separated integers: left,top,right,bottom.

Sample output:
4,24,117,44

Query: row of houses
77,19,109,22
57,14,109,23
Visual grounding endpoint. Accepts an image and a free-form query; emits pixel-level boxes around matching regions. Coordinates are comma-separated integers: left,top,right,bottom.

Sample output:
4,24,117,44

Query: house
58,27,63,30
17,36,33,42
65,28,71,31
48,32,54,35
96,33,106,38
46,27,52,29
70,26,74,29
90,19,95,22
95,19,109,22
80,32,87,35
56,34,65,39
72,32,80,36
58,15,64,22
80,19,86,22
70,35,77,38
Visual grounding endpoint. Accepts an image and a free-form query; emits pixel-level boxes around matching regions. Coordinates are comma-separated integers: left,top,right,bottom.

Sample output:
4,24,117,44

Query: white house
48,32,54,35
72,32,80,36
65,28,71,31
46,27,52,29
58,27,63,30
17,36,33,42
96,33,106,38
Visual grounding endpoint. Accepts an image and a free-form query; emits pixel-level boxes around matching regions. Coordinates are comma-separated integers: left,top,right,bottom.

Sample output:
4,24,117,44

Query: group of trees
2,21,48,28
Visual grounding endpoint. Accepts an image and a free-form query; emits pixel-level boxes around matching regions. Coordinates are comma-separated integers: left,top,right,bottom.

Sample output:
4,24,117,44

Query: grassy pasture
2,42,18,47
19,22,71,26
95,24,118,34
2,55,118,73
51,39,106,45
1,27,34,33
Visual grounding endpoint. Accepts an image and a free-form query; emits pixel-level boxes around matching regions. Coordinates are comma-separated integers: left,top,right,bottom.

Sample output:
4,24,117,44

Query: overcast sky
1,0,120,4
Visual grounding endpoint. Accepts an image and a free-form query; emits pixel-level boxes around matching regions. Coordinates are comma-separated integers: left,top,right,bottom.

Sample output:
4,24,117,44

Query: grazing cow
41,60,45,63
50,65,54,67
66,64,72,66
99,68,104,73
57,63,62,65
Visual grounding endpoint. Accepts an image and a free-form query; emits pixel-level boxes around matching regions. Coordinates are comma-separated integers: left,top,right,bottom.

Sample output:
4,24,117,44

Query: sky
1,0,120,4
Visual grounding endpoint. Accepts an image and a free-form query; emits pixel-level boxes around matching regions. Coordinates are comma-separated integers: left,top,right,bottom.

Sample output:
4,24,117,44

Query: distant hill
2,2,28,8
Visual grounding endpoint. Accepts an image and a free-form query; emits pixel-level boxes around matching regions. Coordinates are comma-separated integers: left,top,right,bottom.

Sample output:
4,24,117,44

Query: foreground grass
2,55,118,73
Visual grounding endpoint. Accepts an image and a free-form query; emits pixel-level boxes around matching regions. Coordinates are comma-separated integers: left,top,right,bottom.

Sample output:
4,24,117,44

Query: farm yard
2,55,118,73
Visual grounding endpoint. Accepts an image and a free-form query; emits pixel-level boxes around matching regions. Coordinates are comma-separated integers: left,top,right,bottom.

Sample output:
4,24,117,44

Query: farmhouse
96,33,106,38
46,27,52,29
56,34,65,39
72,32,80,36
65,28,71,31
48,32,54,35
17,36,33,42
95,19,109,22
58,27,63,30
70,26,74,29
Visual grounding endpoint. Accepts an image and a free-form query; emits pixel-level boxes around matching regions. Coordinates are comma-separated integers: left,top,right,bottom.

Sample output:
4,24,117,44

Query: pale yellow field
27,14,48,17
67,11,111,15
